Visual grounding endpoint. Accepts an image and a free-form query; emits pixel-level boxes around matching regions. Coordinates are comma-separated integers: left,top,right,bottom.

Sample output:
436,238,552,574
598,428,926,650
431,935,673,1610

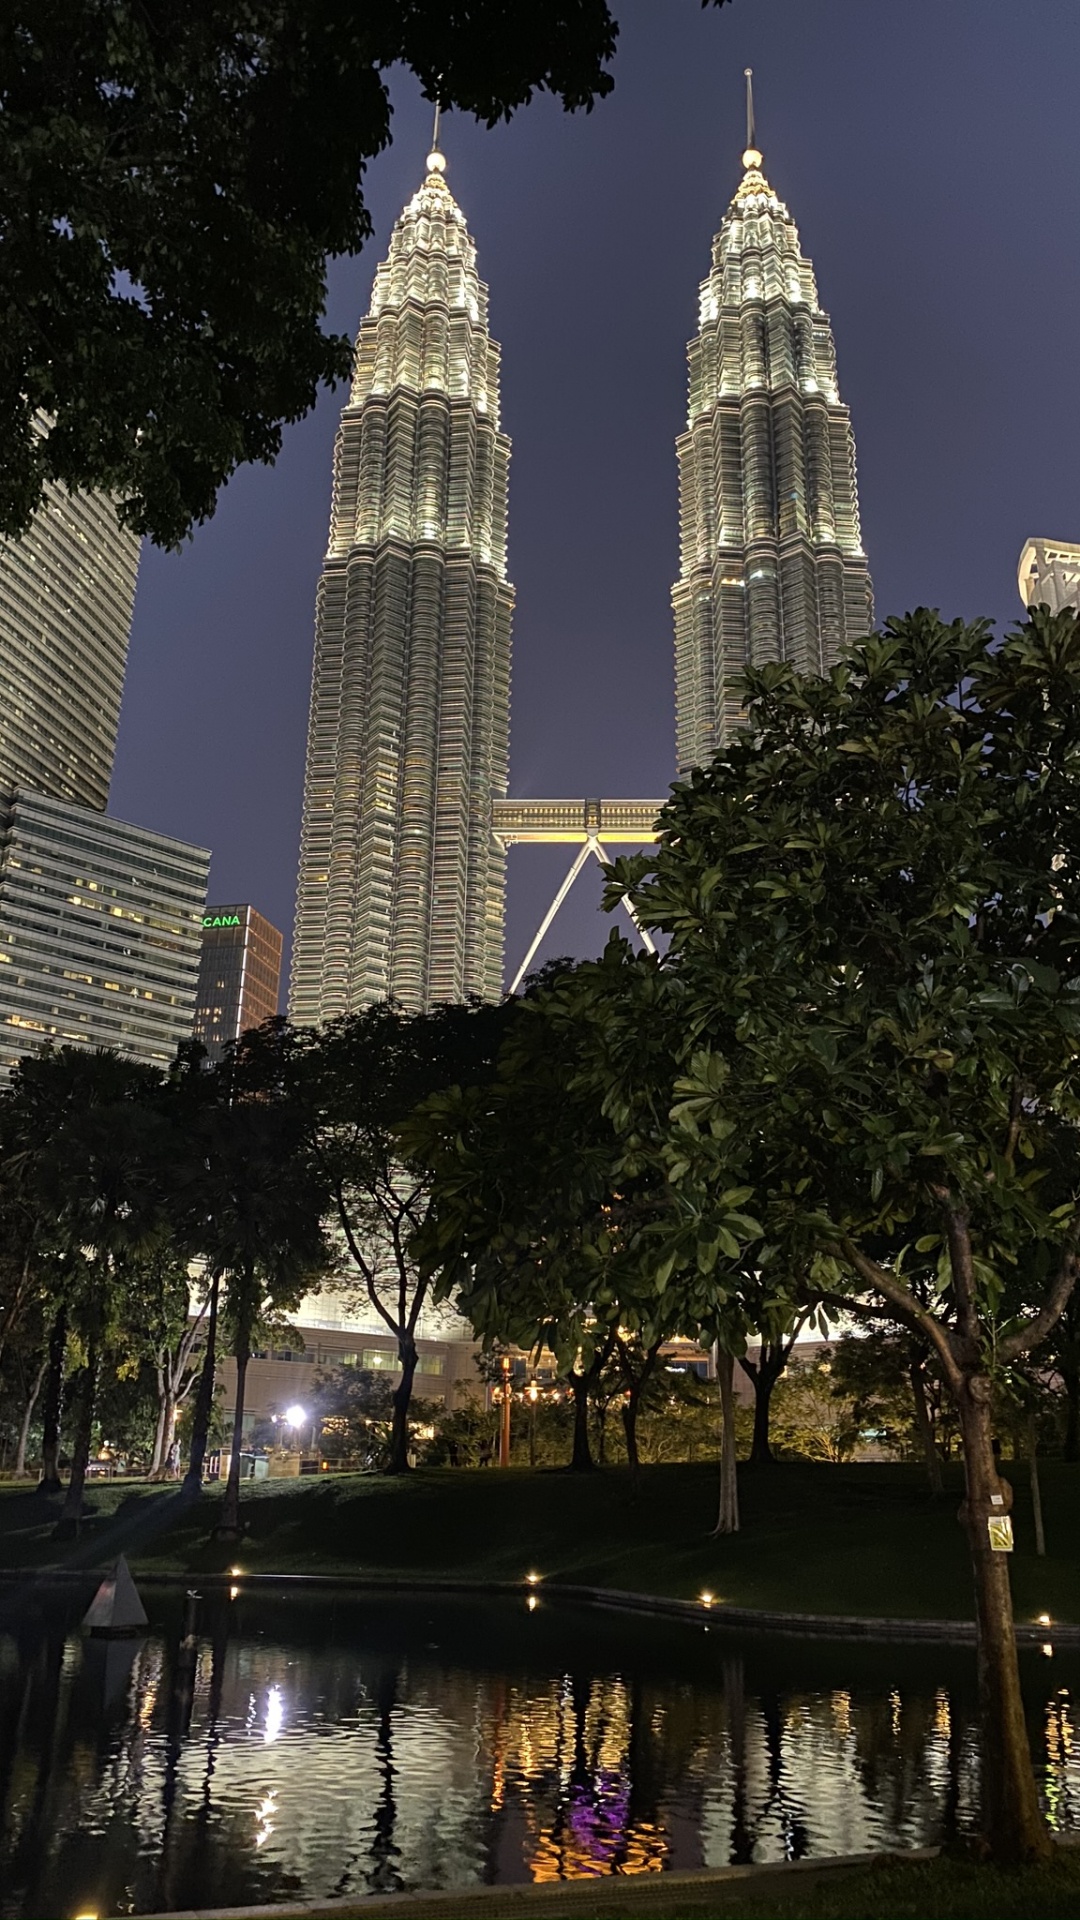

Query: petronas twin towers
290,86,872,1024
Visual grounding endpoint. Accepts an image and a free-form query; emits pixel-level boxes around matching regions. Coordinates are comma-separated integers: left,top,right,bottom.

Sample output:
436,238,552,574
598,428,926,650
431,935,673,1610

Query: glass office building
0,439,139,809
291,139,514,1020
672,121,873,771
0,790,209,1075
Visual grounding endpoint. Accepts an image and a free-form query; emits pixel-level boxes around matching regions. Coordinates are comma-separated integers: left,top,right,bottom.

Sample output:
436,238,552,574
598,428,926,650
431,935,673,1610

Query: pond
1,1584,1078,1917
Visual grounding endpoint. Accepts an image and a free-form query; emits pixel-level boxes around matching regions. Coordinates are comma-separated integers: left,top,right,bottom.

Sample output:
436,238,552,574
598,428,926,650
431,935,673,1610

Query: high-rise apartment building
0,429,140,810
1018,538,1080,616
193,903,283,1062
672,81,873,772
0,791,209,1075
291,136,514,1021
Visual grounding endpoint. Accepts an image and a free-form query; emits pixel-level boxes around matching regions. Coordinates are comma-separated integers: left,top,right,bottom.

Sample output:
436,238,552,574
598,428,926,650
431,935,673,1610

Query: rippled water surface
1,1587,1078,1916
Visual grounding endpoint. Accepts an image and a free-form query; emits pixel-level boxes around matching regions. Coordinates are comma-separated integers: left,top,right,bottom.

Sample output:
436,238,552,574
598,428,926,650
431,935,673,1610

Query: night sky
110,0,1080,1000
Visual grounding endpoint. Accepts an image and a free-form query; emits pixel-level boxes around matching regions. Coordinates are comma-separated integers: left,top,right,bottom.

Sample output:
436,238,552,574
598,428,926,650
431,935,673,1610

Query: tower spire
427,98,446,175
742,66,762,170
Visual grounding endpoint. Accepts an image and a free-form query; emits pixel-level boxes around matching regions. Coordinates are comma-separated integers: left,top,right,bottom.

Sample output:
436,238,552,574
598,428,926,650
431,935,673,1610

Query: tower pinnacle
742,66,762,170
426,98,446,175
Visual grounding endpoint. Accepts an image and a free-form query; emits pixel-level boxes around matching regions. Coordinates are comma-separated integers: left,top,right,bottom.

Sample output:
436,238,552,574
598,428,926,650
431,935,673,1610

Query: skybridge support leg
507,837,657,997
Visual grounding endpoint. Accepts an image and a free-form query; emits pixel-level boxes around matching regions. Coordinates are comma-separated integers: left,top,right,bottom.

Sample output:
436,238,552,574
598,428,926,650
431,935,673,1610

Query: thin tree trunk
56,1333,100,1535
622,1385,643,1477
217,1315,252,1535
149,1372,169,1479
386,1338,418,1475
15,1352,48,1477
150,1389,178,1480
1027,1413,1046,1558
568,1370,594,1472
713,1348,740,1535
619,1342,660,1482
909,1352,944,1495
748,1369,776,1465
37,1306,67,1493
182,1275,218,1499
1064,1370,1080,1462
956,1371,1050,1860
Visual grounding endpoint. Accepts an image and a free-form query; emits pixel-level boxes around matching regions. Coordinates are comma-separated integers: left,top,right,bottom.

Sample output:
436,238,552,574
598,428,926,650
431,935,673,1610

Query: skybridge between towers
492,797,668,995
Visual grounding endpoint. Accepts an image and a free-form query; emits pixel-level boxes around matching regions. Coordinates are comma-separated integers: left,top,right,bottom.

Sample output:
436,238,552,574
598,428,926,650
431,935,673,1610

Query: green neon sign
203,913,241,928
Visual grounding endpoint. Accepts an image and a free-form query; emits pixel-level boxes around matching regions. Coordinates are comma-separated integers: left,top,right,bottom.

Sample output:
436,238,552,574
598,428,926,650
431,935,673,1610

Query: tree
1,0,628,545
409,956,767,1479
768,1351,862,1464
608,606,1080,1862
1,1048,174,1530
826,1326,955,1493
234,1002,506,1474
192,1090,329,1536
736,1301,814,1466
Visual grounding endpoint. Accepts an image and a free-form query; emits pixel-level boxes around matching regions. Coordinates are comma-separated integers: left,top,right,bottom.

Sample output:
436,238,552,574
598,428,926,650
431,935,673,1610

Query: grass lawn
1,1458,1078,1624
130,1851,1080,1919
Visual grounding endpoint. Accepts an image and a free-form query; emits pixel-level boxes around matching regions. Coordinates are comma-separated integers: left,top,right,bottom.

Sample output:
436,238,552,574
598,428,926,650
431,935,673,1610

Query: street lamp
498,1356,512,1467
284,1405,314,1456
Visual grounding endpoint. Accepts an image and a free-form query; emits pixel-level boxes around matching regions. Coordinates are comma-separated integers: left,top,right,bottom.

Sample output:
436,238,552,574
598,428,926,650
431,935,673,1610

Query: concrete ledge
2,1564,1075,1645
129,1846,942,1920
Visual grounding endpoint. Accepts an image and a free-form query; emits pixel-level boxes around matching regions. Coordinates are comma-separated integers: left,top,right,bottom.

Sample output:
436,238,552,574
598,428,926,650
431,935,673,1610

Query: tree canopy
601,605,1080,1860
1,0,735,546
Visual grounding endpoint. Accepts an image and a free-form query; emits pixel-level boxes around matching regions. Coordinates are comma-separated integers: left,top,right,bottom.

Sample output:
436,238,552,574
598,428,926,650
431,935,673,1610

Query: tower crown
671,71,873,773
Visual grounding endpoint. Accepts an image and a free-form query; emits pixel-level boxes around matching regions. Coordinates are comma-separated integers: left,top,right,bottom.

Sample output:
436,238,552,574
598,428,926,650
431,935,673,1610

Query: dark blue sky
110,0,1080,996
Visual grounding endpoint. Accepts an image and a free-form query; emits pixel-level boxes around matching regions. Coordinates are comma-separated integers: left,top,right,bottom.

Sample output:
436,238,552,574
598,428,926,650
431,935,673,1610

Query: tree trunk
150,1388,178,1481
956,1371,1050,1861
15,1352,48,1477
1028,1413,1046,1559
386,1339,418,1475
217,1318,252,1536
568,1370,594,1472
182,1275,218,1499
37,1307,67,1493
55,1333,100,1535
713,1348,740,1535
909,1353,944,1496
622,1386,643,1478
148,1373,169,1480
748,1369,776,1465
1064,1369,1080,1463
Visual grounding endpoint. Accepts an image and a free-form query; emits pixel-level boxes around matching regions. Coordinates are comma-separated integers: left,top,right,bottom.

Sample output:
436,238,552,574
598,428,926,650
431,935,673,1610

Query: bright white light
284,1405,307,1429
264,1684,284,1743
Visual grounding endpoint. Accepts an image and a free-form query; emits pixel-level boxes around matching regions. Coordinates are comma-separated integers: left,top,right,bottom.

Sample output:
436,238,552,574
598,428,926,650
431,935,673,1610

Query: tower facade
194,903,283,1063
672,89,872,772
0,432,139,809
290,141,514,1022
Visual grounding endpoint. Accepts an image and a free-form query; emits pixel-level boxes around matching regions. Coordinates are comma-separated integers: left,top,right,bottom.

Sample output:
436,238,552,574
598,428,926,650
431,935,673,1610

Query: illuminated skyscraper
291,131,514,1020
672,75,872,772
1018,538,1080,616
0,437,209,1074
0,438,139,808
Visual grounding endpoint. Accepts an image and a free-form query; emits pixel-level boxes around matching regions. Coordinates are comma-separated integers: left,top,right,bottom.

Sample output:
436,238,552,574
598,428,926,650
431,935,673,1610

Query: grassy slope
273,1852,1080,1920
2,1459,1078,1623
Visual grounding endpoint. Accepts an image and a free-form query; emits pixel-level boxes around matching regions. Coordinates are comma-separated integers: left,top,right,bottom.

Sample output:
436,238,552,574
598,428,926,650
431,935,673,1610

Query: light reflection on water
0,1590,1078,1918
